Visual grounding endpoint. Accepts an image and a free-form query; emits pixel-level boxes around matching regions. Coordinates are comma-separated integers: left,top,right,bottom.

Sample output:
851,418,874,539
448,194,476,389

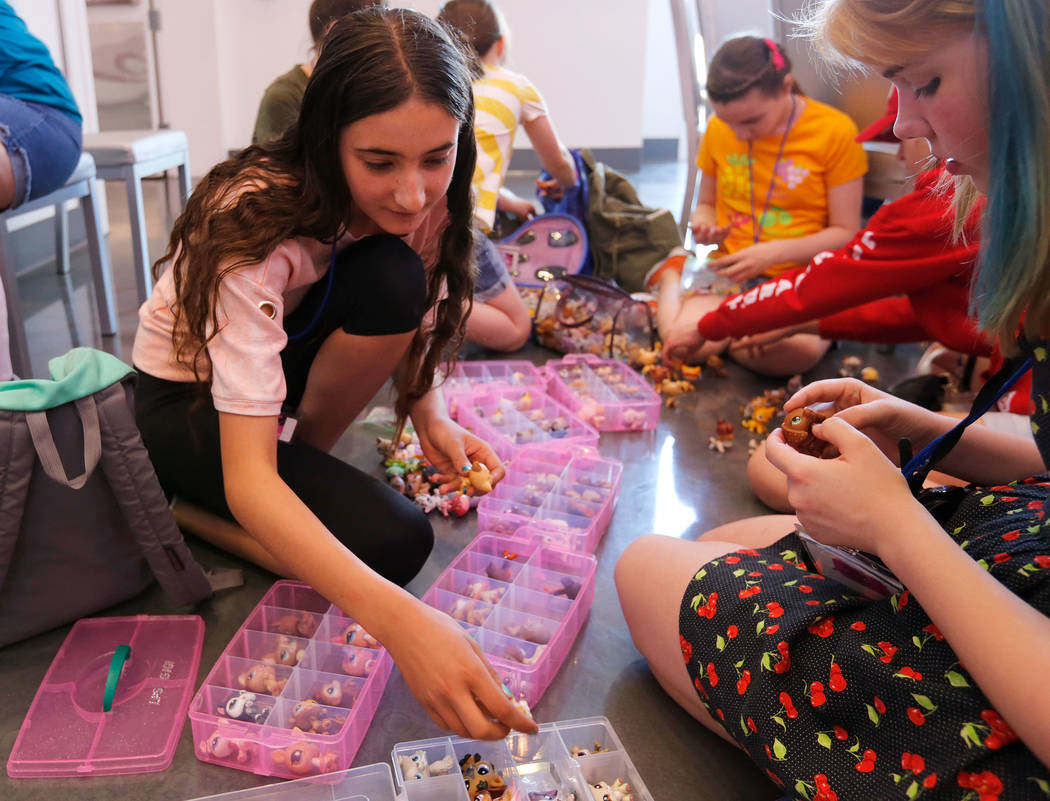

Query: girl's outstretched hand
708,241,782,283
381,597,538,739
414,414,505,493
764,417,922,558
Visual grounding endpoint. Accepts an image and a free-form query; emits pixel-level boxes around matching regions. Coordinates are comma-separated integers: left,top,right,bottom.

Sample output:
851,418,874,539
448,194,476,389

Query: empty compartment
225,629,309,667
436,569,511,605
244,605,323,639
281,668,366,710
429,588,495,628
392,737,457,783
299,641,380,678
317,614,381,649
209,656,294,698
469,534,540,563
499,585,572,624
401,774,469,801
271,696,349,736
262,581,330,614
522,548,597,581
507,727,573,766
195,685,275,726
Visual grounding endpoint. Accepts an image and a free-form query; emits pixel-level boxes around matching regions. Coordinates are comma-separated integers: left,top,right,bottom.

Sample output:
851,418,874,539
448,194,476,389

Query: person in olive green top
252,0,384,144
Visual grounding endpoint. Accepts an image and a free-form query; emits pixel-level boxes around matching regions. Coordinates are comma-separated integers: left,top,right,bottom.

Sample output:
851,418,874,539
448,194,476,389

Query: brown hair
706,36,799,104
437,0,503,79
157,8,477,429
308,0,386,45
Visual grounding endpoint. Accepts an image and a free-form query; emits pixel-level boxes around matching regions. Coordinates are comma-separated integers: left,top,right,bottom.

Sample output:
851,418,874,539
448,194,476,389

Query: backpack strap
93,378,216,607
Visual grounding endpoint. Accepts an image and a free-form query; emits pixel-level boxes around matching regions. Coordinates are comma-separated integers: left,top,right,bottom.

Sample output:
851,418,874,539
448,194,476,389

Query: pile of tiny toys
376,428,491,517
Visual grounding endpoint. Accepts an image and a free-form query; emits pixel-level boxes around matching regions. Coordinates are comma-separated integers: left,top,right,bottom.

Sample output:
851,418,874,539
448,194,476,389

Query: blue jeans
0,94,82,209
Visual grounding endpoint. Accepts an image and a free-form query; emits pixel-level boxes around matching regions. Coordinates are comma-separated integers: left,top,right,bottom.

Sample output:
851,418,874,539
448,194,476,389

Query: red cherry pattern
828,661,846,692
855,748,876,773
809,680,826,707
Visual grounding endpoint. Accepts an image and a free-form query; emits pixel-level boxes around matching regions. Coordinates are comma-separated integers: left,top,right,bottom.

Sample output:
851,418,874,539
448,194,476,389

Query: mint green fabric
0,348,133,411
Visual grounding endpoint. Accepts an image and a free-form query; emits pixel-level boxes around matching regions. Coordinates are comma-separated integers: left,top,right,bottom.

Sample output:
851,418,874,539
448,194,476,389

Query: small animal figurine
741,404,776,435
271,741,337,776
704,354,728,378
439,493,471,517
314,678,357,708
288,699,345,734
839,355,863,377
680,363,703,381
467,462,493,493
780,407,830,457
460,753,508,799
485,560,515,583
414,492,440,514
659,379,695,408
221,690,267,723
550,576,582,600
331,621,379,649
570,742,609,757
506,619,552,644
398,750,456,780
199,730,251,763
621,408,647,429
237,663,286,696
708,418,734,454
262,635,304,667
589,778,634,801
341,647,376,678
860,365,880,383
641,363,671,384
272,611,318,638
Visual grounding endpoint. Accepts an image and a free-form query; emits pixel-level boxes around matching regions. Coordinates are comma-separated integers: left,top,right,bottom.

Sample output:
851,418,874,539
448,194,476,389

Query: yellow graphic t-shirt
696,96,868,276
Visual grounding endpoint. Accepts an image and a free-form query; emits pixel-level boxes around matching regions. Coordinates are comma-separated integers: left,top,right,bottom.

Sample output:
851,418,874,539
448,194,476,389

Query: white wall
642,0,684,151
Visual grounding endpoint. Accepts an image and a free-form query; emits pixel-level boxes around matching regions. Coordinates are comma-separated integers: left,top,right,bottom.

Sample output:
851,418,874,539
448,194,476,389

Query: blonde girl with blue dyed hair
616,1,1050,794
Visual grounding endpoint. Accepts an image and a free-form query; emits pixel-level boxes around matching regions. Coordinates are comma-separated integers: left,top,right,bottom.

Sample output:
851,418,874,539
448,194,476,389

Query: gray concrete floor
0,162,925,801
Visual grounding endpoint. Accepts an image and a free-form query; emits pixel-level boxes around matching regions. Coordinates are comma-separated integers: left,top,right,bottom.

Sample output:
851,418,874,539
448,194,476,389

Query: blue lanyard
286,239,338,342
901,356,1032,492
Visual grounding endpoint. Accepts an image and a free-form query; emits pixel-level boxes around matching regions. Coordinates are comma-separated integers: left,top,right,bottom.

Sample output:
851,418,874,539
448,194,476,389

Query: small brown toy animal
780,407,830,456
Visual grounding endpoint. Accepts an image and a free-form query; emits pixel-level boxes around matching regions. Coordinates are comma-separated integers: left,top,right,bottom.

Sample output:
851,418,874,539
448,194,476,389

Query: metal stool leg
0,225,32,377
82,177,117,335
124,166,153,303
55,201,70,275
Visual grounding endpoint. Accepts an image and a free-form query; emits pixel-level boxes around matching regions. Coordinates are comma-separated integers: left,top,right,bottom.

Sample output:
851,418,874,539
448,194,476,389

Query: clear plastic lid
7,615,204,778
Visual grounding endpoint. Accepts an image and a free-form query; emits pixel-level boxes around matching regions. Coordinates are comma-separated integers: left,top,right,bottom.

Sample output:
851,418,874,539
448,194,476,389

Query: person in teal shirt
0,0,82,210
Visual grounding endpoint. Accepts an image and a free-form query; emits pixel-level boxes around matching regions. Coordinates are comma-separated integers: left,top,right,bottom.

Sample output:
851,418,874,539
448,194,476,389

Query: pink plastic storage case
456,385,599,463
8,615,204,778
421,533,596,707
476,442,622,552
187,581,392,779
441,360,547,420
543,354,660,431
187,717,652,801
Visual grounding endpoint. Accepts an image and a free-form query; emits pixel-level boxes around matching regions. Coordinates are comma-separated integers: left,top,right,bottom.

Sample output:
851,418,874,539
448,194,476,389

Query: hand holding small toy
413,414,504,494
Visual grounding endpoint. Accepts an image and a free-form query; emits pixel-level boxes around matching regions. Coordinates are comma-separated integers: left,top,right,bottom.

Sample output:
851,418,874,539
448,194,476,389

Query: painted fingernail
502,683,513,697
461,463,472,472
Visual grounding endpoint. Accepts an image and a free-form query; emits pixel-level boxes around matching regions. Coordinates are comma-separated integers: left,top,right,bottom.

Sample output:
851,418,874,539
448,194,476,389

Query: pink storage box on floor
187,581,392,779
440,360,547,420
421,533,596,707
544,353,660,431
8,615,204,778
476,442,622,551
457,385,599,463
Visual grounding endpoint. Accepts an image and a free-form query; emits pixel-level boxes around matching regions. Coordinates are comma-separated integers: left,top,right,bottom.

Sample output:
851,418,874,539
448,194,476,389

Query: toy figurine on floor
199,730,252,763
741,402,776,435
237,663,287,696
399,749,455,780
439,492,472,517
331,621,379,649
708,418,734,454
271,741,337,775
221,690,267,723
659,379,694,408
460,753,509,799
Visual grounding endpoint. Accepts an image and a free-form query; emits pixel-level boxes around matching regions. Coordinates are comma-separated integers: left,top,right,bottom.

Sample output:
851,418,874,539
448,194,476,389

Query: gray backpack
0,348,215,647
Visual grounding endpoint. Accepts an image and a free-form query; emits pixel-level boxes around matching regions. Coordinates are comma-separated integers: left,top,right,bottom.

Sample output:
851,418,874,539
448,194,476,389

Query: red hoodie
696,170,990,356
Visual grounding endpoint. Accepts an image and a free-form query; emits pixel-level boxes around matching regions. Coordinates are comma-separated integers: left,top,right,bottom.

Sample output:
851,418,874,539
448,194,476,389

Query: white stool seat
82,128,191,304
83,130,189,168
0,151,117,377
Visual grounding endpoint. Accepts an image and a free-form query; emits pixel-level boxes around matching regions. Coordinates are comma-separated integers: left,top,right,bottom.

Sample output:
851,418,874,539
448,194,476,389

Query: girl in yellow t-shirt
652,36,867,375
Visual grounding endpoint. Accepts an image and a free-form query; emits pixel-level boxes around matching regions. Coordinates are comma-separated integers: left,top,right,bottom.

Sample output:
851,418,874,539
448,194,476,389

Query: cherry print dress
679,339,1050,800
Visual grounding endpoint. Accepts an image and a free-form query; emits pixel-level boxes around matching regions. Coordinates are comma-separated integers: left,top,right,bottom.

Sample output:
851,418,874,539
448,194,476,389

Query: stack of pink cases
8,615,204,778
391,716,653,801
186,717,652,801
544,354,660,431
457,386,599,463
476,442,622,551
441,360,546,420
421,533,596,706
187,581,392,779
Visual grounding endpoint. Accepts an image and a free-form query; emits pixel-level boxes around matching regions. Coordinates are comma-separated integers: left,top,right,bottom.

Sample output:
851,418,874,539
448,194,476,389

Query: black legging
135,234,433,586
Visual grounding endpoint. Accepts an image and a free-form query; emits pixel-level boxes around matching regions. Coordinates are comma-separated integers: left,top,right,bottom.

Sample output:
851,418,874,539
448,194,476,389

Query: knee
347,235,427,334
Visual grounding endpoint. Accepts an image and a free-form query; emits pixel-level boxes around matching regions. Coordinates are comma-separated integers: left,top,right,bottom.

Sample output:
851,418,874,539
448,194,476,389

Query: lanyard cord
748,94,797,246
287,239,338,342
900,356,1033,494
